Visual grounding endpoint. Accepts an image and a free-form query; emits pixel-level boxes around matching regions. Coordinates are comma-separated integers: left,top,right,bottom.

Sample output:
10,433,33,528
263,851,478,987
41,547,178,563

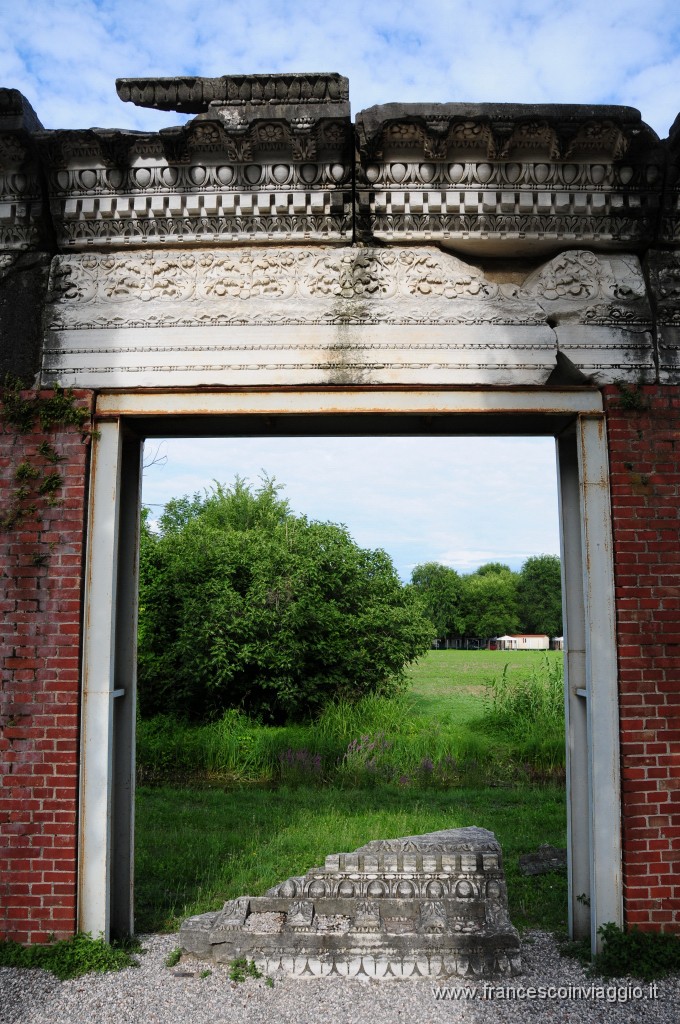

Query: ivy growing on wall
614,380,651,412
0,374,92,534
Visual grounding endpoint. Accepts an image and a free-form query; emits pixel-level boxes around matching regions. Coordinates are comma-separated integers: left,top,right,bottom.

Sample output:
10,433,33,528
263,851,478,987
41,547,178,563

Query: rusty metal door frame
78,388,621,953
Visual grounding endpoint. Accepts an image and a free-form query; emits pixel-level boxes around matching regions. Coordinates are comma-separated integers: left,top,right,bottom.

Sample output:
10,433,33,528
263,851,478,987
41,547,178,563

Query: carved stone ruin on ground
180,826,521,979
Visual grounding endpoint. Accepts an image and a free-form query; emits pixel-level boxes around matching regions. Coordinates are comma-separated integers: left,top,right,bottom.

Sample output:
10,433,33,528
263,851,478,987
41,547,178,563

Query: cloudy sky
4,1,678,579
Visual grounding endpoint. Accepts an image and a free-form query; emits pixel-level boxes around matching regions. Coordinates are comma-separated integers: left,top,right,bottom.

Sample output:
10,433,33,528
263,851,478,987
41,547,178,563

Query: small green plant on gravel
591,923,680,981
0,933,142,981
563,923,680,981
265,975,274,987
199,968,212,978
165,946,182,968
229,956,263,982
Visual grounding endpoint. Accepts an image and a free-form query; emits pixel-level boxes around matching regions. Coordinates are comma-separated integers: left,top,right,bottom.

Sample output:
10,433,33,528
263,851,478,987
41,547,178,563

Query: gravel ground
2,930,679,1024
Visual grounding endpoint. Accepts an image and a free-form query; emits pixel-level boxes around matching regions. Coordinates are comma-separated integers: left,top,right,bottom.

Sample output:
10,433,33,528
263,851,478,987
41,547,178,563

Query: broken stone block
179,825,522,979
518,844,568,876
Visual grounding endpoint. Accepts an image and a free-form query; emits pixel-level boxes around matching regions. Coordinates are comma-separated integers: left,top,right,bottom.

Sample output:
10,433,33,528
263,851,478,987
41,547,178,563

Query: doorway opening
77,388,621,956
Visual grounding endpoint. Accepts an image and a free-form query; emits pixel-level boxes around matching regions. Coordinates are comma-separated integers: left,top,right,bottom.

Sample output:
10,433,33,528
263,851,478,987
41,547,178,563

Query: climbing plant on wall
0,375,92,537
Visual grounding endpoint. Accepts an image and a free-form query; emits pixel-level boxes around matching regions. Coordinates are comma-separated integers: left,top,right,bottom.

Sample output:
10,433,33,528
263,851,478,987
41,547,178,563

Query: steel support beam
577,414,623,951
78,420,122,937
557,430,590,941
78,420,142,938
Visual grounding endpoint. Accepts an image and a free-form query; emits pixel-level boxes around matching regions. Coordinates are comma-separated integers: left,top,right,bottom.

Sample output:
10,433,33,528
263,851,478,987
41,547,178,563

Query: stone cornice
0,87,43,132
354,103,664,256
355,103,659,161
0,81,679,255
115,73,350,118
0,89,48,250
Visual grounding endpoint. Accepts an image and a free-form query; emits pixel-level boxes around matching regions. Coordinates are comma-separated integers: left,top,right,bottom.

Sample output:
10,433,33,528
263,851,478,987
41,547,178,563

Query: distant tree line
409,556,563,641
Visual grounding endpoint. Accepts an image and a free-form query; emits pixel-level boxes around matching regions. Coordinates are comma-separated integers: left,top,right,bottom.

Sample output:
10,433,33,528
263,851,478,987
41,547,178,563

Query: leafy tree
517,554,563,637
138,478,434,723
459,566,520,637
474,561,514,577
409,562,464,639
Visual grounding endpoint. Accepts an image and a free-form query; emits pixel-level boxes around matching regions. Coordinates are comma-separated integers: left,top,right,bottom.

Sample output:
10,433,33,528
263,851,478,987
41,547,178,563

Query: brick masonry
1,383,679,941
604,385,680,932
0,390,93,943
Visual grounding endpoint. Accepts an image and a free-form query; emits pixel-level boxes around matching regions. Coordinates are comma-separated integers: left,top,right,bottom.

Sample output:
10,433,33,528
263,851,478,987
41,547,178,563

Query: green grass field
136,781,567,935
135,649,568,936
406,648,563,728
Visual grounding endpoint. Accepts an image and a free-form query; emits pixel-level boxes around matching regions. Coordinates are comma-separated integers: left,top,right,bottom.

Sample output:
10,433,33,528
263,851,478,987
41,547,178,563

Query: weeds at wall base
0,933,144,980
561,924,680,982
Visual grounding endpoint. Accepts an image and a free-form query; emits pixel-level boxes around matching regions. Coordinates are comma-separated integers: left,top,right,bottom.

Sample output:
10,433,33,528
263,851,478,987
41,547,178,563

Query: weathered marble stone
179,826,522,979
40,246,654,389
355,102,663,256
518,845,568,877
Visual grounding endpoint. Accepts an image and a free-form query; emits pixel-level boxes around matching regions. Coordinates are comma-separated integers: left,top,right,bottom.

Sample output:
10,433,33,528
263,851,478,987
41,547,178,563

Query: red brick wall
605,384,680,932
0,390,93,942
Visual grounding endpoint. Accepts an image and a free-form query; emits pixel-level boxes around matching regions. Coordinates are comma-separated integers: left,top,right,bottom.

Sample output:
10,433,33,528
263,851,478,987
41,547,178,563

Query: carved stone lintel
40,247,655,389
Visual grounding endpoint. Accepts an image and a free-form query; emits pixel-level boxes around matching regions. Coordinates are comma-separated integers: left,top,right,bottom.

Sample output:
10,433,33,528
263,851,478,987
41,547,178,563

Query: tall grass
137,654,566,785
480,656,565,769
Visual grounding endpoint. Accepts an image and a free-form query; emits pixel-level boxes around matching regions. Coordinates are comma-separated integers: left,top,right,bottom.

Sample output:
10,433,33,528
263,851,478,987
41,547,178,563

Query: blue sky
3,1,679,136
3,1,678,579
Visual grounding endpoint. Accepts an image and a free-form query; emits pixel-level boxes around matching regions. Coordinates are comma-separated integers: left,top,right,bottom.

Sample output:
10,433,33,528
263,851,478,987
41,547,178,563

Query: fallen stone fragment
180,825,521,980
518,844,568,876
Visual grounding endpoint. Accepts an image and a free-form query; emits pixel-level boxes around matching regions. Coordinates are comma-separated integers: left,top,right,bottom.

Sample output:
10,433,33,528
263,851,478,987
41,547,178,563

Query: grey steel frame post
557,428,591,941
78,420,142,938
576,413,623,952
558,414,623,951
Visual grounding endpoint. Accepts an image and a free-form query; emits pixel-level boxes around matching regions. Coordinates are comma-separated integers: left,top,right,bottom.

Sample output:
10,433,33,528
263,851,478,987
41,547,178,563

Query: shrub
592,923,680,982
138,479,434,723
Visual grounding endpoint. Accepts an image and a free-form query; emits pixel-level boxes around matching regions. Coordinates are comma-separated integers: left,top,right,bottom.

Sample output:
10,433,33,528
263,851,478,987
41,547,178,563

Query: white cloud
3,0,680,133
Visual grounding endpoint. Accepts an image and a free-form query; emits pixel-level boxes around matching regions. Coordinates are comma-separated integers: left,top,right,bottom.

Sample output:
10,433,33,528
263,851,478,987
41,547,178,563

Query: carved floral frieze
524,250,650,324
45,246,650,330
0,252,18,276
46,247,545,328
647,250,680,323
